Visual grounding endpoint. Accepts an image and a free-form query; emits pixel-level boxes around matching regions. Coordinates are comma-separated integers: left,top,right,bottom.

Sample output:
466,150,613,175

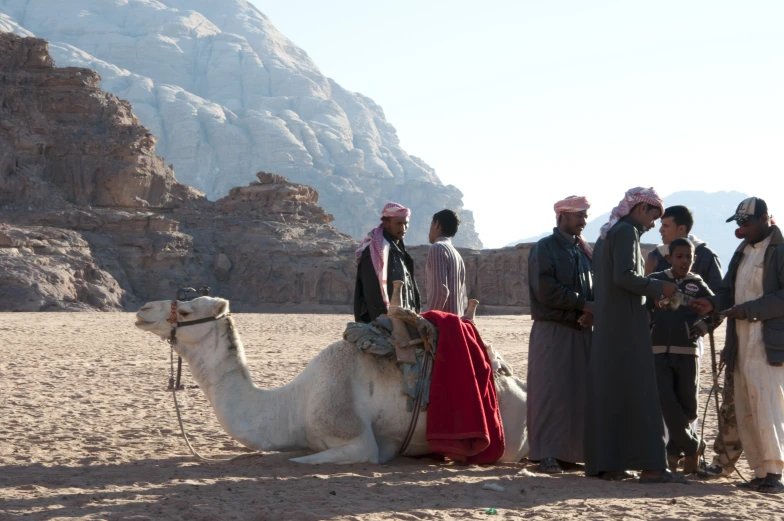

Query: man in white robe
692,197,784,494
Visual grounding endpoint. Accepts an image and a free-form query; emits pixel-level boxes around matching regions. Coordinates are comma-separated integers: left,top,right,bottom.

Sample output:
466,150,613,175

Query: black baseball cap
726,197,768,223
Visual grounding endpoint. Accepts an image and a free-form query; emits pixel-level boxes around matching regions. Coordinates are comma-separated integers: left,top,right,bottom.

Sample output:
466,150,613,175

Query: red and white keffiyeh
355,202,411,306
599,187,664,240
554,195,593,259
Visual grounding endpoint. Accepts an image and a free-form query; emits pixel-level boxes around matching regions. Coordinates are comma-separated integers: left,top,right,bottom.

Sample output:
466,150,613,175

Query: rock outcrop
0,0,482,248
0,33,356,311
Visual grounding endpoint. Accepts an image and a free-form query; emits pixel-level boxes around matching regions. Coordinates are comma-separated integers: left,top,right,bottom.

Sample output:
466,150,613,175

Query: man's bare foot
537,457,563,474
683,440,706,474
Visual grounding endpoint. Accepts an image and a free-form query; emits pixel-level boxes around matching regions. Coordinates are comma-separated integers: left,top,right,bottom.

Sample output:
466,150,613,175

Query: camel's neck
181,320,308,452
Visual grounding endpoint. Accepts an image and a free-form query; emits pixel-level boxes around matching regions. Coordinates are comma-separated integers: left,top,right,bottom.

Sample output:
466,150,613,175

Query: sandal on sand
753,476,784,494
736,477,764,489
537,457,563,474
598,470,638,481
639,470,689,484
757,481,784,494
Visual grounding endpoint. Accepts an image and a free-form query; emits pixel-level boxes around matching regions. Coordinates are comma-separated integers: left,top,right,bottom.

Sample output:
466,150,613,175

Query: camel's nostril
140,306,151,312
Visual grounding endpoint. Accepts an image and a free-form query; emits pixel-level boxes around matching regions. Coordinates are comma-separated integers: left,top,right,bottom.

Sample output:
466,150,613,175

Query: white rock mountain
0,0,481,247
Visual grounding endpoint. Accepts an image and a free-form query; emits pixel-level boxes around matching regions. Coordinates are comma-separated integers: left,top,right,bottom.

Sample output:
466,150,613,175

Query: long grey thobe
584,215,668,475
527,228,593,464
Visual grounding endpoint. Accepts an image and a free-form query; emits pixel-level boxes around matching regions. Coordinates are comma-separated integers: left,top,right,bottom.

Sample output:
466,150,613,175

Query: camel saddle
344,311,438,412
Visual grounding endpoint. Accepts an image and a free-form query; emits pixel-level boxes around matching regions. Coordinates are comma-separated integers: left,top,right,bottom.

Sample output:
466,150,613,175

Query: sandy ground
2,312,783,521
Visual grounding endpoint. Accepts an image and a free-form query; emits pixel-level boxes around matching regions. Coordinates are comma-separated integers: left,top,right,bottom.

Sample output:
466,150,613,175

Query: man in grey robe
584,187,686,484
527,195,594,474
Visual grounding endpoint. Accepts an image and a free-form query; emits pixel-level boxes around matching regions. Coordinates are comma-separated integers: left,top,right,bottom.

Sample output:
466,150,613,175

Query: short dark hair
662,205,694,233
668,237,694,256
432,209,460,237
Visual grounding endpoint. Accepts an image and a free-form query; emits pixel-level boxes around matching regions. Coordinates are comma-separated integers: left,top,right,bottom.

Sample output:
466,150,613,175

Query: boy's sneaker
697,462,732,479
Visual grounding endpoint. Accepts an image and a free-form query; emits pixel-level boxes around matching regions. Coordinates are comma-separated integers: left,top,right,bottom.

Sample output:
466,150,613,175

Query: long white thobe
733,234,784,478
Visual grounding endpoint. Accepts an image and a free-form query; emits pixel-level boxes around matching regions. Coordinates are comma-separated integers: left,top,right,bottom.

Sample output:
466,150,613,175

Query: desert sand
1,312,782,521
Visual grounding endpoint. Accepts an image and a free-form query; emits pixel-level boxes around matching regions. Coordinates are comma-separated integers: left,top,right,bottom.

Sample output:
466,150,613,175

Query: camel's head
135,296,230,345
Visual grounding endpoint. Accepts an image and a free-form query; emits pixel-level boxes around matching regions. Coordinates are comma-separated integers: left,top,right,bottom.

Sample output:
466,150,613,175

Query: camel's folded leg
289,429,380,465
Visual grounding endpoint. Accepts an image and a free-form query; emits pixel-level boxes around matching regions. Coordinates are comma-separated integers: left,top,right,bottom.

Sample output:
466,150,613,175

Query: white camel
135,296,529,465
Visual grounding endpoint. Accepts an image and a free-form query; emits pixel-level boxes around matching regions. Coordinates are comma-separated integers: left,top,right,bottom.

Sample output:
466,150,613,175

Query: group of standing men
350,191,784,493
528,188,784,492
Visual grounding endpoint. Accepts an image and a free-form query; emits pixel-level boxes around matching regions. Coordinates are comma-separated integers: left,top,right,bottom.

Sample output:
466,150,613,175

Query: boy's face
659,217,688,245
667,245,694,278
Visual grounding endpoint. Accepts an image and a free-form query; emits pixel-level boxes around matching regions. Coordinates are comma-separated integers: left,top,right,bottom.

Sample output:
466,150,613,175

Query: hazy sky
252,1,784,248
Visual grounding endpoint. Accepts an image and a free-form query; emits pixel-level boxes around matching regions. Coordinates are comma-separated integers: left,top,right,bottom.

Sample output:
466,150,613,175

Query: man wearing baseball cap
691,197,784,493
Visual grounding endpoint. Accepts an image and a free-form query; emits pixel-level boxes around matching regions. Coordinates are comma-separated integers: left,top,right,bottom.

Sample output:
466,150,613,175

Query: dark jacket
648,270,717,355
647,235,723,294
353,232,421,323
708,225,784,371
528,228,593,329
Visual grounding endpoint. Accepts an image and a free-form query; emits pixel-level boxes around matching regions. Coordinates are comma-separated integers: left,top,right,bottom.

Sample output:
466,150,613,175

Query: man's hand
688,319,709,341
578,313,594,328
661,281,678,298
582,300,594,314
690,298,715,316
724,306,748,320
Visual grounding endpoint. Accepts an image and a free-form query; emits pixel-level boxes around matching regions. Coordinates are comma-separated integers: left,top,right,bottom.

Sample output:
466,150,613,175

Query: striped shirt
425,236,467,315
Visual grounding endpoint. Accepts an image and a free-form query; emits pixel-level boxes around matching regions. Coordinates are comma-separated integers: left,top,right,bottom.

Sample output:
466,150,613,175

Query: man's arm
739,252,784,321
425,244,450,312
703,250,723,295
528,241,586,311
706,266,735,314
611,225,664,299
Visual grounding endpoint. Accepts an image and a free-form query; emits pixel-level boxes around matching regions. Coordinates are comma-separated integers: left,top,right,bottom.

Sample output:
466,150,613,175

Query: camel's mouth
134,319,154,328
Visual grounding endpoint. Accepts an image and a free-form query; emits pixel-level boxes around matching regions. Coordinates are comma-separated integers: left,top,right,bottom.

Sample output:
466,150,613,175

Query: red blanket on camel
421,311,505,464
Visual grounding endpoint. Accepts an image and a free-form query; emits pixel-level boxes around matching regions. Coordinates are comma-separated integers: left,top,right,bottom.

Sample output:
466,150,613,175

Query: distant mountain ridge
508,190,749,269
0,0,481,247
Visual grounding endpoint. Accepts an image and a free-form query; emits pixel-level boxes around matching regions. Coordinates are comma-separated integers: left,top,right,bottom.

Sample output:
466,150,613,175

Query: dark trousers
654,353,700,456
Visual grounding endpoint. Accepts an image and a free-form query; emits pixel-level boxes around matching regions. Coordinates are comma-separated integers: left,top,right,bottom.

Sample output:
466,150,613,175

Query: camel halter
165,300,261,463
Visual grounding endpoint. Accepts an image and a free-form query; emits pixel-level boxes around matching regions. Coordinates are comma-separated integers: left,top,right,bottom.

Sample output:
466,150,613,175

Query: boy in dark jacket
649,238,719,474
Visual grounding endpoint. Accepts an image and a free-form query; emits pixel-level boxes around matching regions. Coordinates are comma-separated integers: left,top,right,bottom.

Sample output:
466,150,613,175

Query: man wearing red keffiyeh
527,195,594,474
354,202,421,323
585,187,686,484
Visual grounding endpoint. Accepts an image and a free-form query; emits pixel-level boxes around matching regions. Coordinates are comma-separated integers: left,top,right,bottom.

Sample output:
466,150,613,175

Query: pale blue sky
253,1,784,247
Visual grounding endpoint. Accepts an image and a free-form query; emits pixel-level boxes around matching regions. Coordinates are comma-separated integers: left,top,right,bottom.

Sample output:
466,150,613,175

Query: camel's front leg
290,427,380,464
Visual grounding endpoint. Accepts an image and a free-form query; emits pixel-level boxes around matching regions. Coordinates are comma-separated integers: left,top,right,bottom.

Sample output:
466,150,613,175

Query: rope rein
166,301,262,463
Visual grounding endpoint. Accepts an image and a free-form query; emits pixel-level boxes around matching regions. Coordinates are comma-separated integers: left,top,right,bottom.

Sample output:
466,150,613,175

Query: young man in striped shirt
425,209,467,315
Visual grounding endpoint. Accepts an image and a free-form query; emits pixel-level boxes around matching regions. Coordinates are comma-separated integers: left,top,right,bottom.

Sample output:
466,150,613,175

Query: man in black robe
354,202,421,323
527,195,594,474
585,187,686,484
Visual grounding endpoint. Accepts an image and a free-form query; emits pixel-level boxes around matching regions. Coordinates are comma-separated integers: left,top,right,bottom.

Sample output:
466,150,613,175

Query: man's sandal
736,477,765,489
598,470,639,481
537,457,563,474
753,476,784,494
638,470,689,484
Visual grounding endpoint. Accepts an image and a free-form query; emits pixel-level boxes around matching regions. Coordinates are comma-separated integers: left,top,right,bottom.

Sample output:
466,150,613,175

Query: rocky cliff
0,33,356,311
0,0,481,248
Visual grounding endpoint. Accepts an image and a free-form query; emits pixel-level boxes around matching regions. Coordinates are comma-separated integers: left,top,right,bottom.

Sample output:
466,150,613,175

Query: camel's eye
179,311,191,317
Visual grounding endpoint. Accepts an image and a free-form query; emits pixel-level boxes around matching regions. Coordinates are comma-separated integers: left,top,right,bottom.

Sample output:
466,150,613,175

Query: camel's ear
213,298,229,317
